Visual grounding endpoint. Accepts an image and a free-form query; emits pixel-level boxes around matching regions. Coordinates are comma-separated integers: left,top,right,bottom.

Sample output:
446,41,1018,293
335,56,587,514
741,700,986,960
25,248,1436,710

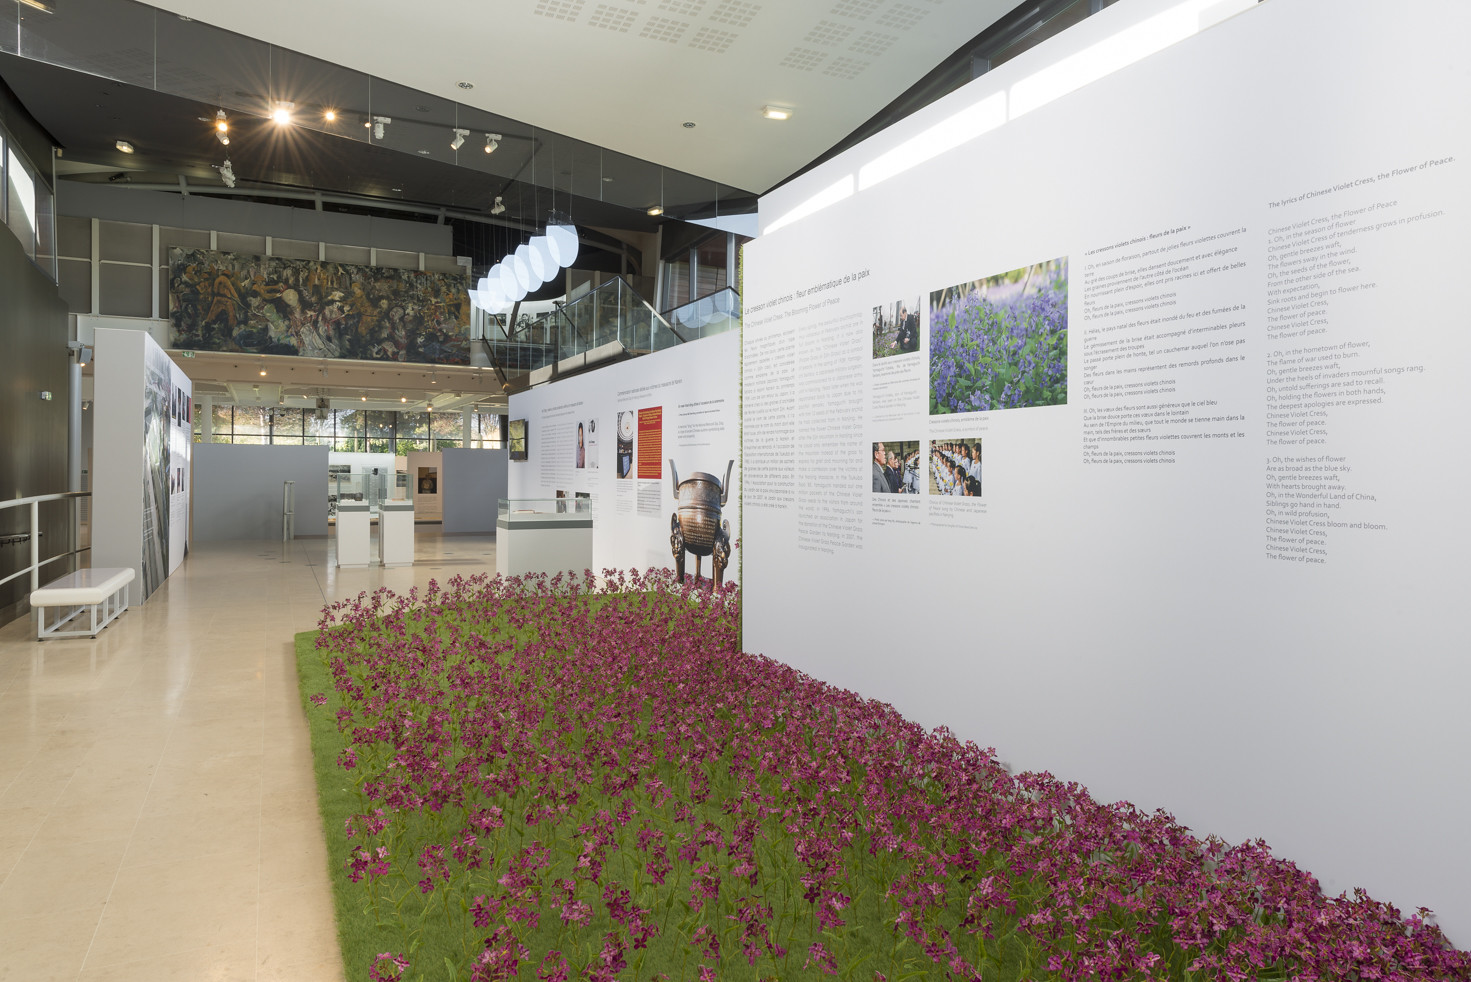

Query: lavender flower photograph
929,259,1068,415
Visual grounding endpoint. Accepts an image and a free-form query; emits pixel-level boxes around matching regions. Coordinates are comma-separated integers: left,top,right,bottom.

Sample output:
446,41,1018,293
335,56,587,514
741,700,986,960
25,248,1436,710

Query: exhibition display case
495,498,593,578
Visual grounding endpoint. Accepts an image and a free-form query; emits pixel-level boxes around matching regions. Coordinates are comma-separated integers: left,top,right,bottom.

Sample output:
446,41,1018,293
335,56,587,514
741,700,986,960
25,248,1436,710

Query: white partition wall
509,332,740,581
741,0,1471,941
92,328,192,605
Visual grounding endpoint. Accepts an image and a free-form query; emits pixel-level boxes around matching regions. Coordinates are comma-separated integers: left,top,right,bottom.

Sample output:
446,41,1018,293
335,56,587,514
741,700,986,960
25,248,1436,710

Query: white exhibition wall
92,328,192,605
509,331,740,582
742,0,1471,941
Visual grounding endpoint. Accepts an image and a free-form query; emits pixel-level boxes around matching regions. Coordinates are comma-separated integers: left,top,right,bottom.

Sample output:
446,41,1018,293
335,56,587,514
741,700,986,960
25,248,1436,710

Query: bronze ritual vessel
669,459,734,586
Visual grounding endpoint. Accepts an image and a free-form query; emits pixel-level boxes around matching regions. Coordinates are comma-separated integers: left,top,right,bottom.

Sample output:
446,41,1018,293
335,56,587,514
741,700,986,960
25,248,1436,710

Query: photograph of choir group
871,440,923,494
930,439,982,496
872,297,921,358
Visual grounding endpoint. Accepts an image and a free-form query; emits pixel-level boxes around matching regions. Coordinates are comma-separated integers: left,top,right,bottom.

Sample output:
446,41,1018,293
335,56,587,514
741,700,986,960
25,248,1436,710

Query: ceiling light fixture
324,109,337,122
400,396,408,403
372,116,391,140
216,157,236,188
483,133,501,154
361,395,367,402
457,81,474,90
682,121,696,129
115,140,134,153
451,128,469,151
17,0,56,13
272,101,295,125
761,105,793,120
490,196,506,216
647,205,663,217
214,109,229,137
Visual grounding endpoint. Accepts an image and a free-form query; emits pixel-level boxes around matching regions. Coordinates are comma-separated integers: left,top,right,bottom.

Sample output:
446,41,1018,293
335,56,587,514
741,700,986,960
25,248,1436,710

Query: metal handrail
0,491,91,595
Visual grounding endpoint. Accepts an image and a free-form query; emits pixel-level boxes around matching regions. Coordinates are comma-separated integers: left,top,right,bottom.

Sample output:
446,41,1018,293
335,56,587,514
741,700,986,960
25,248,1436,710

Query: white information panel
509,331,741,586
742,0,1471,939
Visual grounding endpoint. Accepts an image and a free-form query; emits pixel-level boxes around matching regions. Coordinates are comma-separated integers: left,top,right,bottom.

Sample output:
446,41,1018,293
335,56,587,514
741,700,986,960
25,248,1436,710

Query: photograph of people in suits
872,297,922,358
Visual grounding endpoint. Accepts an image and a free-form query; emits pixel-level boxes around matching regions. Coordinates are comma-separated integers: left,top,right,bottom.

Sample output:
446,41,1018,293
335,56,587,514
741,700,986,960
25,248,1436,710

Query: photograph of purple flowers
929,259,1068,415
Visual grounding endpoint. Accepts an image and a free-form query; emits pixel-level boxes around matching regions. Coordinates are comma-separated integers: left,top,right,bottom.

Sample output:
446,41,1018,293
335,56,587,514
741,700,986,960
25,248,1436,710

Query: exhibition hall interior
3,0,1469,978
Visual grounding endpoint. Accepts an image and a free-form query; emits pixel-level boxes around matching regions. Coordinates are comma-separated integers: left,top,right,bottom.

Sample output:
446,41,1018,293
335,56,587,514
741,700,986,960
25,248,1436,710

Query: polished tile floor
0,531,497,981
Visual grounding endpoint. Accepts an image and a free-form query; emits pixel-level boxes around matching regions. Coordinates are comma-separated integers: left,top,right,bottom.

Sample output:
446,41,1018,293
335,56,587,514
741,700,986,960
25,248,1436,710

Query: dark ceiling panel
18,0,155,88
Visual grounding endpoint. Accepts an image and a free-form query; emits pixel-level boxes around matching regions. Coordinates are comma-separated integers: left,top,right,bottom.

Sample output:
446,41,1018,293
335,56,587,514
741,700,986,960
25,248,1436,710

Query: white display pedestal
336,501,372,569
496,510,594,578
380,501,415,568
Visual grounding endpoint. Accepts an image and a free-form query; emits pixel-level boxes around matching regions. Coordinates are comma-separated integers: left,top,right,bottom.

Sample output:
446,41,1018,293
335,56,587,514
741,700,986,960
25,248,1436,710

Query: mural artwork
167,248,471,364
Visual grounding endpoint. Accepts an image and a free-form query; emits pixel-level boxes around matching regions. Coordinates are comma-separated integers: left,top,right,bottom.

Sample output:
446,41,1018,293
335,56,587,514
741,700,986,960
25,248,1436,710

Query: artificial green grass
296,629,383,981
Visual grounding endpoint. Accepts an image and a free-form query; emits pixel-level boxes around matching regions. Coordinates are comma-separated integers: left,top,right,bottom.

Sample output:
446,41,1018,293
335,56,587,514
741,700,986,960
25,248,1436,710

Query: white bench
31,568,135,641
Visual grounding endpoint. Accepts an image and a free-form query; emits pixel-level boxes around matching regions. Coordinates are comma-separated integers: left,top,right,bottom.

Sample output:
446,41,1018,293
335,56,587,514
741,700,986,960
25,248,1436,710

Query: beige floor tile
0,836,127,918
0,904,106,982
84,851,260,968
78,941,258,982
257,883,342,966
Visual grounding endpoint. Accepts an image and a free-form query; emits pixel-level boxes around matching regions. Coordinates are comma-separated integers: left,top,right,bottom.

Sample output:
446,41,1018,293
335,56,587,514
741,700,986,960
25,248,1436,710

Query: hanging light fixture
546,223,579,268
451,128,469,151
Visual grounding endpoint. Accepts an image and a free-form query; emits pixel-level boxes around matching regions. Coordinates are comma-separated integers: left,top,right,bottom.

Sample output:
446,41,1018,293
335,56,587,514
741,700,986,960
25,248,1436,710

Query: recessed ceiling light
647,206,663,217
115,140,134,153
682,121,696,129
323,109,337,122
457,81,474,90
602,176,614,182
272,101,295,125
761,105,793,120
391,187,403,192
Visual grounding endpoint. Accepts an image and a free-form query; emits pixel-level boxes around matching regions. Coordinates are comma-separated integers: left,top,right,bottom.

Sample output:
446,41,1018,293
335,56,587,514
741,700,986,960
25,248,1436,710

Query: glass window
273,436,304,446
695,236,728,297
397,411,429,438
334,409,365,436
270,407,304,438
334,436,365,452
192,403,203,437
662,257,689,310
233,434,266,445
431,412,461,443
366,437,394,454
211,405,234,437
365,410,395,440
34,180,54,281
233,406,268,437
307,408,335,441
7,148,36,259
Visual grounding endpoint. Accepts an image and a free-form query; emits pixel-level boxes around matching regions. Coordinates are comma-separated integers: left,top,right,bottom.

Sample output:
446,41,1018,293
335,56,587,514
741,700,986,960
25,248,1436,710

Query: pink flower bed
309,570,1469,981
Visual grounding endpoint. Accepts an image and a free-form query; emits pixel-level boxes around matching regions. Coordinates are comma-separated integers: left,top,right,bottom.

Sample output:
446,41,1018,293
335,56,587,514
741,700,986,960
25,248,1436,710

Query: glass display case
496,498,594,578
328,465,412,520
497,497,594,520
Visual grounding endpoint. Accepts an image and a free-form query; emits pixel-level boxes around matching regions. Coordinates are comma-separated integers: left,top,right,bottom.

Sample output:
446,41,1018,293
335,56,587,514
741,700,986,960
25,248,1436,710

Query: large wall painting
167,248,470,364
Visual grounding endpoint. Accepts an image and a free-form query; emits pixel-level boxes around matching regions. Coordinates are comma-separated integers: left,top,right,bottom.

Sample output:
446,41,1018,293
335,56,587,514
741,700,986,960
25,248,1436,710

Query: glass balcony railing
557,276,685,363
664,287,741,341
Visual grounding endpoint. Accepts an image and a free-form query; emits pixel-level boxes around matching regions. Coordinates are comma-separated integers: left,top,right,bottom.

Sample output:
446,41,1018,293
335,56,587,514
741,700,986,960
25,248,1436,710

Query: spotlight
761,105,793,120
483,133,501,154
217,133,229,147
490,196,506,216
272,101,295,125
372,116,391,140
323,109,337,122
115,140,135,153
400,396,407,403
647,206,663,217
216,158,236,188
451,128,469,151
361,395,367,402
